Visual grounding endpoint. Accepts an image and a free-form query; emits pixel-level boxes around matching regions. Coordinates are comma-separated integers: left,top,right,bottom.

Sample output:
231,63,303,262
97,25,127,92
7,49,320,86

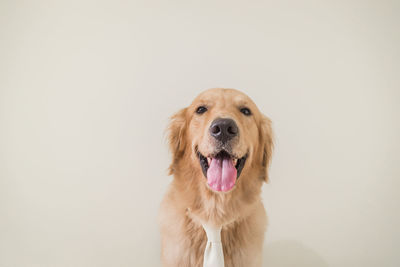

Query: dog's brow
235,99,249,107
196,98,214,106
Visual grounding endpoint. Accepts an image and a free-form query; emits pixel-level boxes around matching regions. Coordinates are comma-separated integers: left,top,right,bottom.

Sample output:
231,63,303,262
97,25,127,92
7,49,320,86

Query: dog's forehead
191,88,254,108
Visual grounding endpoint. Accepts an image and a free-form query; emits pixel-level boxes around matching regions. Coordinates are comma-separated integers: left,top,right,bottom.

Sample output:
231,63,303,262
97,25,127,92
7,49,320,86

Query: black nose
209,118,238,143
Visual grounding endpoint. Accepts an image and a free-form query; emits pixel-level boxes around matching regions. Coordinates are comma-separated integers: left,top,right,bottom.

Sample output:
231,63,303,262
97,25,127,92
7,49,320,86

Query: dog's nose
209,118,238,143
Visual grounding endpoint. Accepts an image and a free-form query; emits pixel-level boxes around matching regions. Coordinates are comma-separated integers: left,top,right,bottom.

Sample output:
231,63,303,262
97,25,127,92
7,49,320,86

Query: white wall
1,0,399,266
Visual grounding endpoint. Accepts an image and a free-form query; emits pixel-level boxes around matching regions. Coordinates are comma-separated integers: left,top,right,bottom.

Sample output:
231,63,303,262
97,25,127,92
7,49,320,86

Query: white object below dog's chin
202,223,225,267
186,209,226,267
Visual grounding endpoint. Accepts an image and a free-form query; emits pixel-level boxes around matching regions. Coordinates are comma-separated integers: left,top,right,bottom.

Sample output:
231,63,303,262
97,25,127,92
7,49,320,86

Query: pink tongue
207,157,237,192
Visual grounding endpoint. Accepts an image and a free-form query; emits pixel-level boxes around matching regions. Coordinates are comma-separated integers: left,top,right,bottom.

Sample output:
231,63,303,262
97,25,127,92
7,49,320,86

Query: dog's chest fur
160,197,266,267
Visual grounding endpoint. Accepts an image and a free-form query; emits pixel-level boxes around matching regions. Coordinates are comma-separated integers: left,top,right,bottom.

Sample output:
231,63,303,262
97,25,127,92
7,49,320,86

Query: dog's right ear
167,108,188,175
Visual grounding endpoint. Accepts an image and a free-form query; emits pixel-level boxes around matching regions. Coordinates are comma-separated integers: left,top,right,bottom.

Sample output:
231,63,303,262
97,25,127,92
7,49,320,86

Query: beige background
1,0,399,266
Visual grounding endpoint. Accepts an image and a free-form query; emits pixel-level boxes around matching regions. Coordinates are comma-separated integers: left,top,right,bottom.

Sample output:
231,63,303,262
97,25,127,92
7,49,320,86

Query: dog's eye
196,106,208,114
240,107,252,116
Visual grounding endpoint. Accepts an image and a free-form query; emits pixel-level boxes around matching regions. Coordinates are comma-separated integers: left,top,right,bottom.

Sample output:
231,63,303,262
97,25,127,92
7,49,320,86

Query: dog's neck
186,207,238,229
178,176,262,228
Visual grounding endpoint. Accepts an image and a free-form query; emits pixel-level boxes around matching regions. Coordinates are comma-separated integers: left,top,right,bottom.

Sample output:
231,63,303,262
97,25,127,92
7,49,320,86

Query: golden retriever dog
159,88,273,267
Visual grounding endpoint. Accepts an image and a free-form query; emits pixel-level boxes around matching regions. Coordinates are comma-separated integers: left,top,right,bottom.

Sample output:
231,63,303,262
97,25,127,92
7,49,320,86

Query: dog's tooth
207,157,211,165
233,159,238,165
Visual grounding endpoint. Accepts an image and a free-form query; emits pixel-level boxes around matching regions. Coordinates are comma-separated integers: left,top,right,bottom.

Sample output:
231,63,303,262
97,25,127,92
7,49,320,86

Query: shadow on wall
263,240,329,267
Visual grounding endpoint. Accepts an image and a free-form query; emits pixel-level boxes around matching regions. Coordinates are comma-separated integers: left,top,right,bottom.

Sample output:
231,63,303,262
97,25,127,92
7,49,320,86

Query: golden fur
159,88,273,267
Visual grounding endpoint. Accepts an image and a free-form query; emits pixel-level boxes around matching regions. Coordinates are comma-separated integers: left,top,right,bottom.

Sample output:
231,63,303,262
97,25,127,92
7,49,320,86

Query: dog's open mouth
197,150,247,192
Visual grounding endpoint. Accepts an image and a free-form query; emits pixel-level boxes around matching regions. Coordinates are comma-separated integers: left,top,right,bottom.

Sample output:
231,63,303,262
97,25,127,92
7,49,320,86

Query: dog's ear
167,108,188,175
259,115,274,182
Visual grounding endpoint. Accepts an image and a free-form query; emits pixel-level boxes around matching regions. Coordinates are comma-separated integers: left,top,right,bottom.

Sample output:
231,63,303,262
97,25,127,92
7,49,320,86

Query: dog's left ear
259,115,274,182
167,108,188,175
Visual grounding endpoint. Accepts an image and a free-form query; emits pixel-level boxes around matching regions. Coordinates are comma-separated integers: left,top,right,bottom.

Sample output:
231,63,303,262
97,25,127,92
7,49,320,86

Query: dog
159,88,273,267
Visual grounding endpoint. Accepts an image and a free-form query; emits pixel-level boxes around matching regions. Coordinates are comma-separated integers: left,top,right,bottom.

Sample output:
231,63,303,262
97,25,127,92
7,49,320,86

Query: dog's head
168,88,273,193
